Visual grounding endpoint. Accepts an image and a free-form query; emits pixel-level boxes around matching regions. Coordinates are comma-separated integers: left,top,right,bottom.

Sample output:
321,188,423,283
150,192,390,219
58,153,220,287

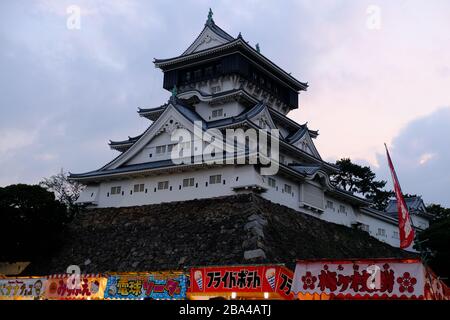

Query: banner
189,265,294,299
45,274,107,300
385,144,415,248
292,259,426,299
104,273,187,300
0,278,46,300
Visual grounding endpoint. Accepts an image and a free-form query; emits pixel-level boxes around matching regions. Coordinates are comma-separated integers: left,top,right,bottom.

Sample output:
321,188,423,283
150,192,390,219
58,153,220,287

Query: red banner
385,144,415,249
189,265,293,299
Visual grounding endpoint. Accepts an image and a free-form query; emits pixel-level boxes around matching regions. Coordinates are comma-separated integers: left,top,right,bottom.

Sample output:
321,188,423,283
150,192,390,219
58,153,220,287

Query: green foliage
331,158,393,210
426,204,450,223
0,184,68,261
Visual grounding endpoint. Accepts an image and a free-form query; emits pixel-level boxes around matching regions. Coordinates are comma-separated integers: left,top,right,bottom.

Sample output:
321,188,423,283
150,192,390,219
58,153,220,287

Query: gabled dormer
182,9,235,56
287,126,321,159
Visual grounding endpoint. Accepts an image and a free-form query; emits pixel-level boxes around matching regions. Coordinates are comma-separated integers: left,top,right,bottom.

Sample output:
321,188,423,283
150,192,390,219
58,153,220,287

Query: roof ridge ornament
206,8,214,25
171,85,178,101
256,43,260,53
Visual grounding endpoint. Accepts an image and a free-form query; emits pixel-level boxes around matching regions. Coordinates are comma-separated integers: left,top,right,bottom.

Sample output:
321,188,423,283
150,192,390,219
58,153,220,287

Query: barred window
133,184,145,193
326,200,334,210
268,178,276,188
284,184,292,194
209,175,222,185
377,228,386,237
158,181,169,190
156,145,166,154
212,109,223,118
183,178,195,188
111,186,121,195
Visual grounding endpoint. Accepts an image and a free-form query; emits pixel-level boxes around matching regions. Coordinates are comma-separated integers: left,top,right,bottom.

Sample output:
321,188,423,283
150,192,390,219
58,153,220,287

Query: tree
331,158,393,210
0,184,68,261
40,169,85,220
416,216,450,286
426,204,450,223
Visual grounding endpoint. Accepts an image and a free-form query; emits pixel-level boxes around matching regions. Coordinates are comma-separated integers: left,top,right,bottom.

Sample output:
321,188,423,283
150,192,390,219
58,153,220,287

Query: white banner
292,259,425,299
0,278,46,300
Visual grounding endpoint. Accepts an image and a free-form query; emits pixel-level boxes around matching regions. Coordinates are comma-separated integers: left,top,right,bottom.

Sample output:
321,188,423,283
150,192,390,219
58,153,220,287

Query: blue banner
104,273,187,300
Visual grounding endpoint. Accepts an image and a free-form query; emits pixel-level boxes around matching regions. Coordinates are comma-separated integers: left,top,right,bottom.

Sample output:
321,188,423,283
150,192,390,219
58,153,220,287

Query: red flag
385,144,415,249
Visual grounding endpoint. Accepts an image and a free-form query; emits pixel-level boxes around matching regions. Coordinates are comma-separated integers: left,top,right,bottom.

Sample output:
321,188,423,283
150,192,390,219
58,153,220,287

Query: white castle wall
92,165,259,208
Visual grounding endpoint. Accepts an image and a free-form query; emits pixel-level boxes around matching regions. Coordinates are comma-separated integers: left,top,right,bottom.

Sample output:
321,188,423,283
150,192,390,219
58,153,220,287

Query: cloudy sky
0,0,449,206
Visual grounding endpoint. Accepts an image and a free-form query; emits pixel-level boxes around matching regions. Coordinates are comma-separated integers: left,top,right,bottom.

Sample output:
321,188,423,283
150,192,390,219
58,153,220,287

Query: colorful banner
0,278,46,300
189,265,294,299
104,273,187,300
292,259,426,299
45,274,107,300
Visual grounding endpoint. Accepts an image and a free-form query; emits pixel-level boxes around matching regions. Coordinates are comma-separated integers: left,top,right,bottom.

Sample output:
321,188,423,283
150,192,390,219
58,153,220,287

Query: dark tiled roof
385,197,433,220
69,159,177,179
109,134,143,146
154,38,308,90
288,164,322,176
386,197,424,213
23,194,414,275
137,105,167,120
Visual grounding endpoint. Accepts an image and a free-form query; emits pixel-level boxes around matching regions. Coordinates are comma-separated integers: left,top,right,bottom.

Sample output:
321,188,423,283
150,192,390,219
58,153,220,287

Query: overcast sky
0,0,449,206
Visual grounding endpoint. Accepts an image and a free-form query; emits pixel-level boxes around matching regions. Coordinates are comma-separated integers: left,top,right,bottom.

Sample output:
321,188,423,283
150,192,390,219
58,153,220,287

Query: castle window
377,228,386,237
133,184,145,193
339,205,347,215
280,155,285,164
259,118,266,129
211,85,221,94
111,186,121,195
156,145,166,154
158,181,169,190
326,201,334,210
183,178,195,188
209,175,222,185
212,109,223,118
393,231,399,239
268,177,276,188
284,184,292,194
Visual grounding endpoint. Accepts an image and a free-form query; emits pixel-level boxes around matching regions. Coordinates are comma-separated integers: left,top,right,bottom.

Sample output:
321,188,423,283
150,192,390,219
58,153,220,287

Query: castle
71,11,430,251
